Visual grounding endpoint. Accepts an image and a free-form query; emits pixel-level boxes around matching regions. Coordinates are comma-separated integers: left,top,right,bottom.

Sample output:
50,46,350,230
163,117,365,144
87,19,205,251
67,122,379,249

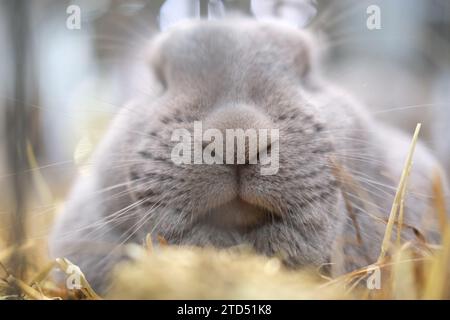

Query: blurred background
0,0,449,270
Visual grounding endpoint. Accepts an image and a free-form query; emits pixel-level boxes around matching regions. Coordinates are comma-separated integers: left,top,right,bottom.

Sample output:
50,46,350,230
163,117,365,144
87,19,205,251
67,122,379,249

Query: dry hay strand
108,244,347,299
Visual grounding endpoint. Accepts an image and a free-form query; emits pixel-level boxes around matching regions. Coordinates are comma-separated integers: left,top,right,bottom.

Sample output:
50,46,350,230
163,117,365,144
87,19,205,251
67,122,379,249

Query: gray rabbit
50,18,448,293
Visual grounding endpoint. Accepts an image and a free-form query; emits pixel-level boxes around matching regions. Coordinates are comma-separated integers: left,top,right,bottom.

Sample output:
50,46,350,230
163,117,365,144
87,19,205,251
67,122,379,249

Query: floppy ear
294,31,317,78
258,22,317,79
145,33,169,90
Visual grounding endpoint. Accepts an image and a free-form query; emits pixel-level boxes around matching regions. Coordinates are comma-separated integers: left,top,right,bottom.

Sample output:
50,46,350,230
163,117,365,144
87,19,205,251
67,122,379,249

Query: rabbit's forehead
159,20,309,65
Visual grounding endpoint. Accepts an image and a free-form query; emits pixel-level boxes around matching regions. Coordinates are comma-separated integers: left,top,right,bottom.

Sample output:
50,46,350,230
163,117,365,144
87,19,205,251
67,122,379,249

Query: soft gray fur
50,19,448,293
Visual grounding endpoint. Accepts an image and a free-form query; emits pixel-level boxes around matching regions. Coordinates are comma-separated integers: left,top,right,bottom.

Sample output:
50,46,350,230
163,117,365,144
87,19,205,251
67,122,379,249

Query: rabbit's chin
201,198,276,229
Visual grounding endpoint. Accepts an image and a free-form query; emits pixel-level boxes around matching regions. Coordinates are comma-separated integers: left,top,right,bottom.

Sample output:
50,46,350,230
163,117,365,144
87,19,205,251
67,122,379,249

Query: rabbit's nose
202,104,275,165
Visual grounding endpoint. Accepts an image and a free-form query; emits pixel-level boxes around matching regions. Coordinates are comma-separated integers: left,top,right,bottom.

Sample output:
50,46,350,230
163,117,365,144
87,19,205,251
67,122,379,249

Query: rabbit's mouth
202,197,279,229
